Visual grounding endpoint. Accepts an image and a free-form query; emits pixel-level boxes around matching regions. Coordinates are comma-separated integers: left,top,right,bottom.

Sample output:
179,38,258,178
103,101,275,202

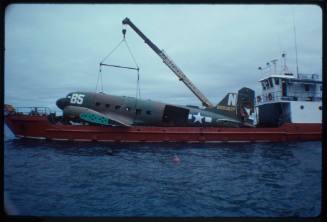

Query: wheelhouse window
115,105,121,110
268,78,273,87
146,110,152,115
262,82,266,90
95,102,101,106
304,84,310,91
274,78,279,85
125,107,131,111
105,104,110,108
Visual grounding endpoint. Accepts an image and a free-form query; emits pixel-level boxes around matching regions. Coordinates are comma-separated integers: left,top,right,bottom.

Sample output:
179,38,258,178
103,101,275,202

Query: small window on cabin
320,85,322,91
125,107,131,111
304,84,309,91
268,78,273,87
115,105,121,110
105,104,110,108
95,102,101,106
274,78,279,85
136,109,142,115
300,105,304,110
319,106,322,110
265,80,270,89
262,82,266,90
146,110,152,115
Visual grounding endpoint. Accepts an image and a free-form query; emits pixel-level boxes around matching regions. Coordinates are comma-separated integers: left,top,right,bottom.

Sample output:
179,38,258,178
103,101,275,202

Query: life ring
256,96,261,103
268,93,273,101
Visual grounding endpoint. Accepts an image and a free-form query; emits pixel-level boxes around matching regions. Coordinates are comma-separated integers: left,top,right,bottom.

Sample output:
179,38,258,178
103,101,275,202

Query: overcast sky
5,4,322,113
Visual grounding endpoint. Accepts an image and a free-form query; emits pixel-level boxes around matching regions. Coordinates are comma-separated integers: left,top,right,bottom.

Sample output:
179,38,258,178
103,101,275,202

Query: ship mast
292,9,299,78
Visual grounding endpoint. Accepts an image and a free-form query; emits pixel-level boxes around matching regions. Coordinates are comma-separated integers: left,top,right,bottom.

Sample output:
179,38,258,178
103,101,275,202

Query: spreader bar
100,63,139,71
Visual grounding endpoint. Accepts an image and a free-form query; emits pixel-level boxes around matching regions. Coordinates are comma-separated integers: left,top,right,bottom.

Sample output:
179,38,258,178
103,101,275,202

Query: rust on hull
5,114,321,143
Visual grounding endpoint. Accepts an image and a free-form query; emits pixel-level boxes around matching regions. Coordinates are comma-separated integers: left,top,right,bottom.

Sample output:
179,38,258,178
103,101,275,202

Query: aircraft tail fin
216,93,238,108
214,92,239,118
213,87,255,123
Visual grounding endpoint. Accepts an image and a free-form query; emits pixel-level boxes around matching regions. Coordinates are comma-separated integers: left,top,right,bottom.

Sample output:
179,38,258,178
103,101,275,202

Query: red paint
5,114,321,143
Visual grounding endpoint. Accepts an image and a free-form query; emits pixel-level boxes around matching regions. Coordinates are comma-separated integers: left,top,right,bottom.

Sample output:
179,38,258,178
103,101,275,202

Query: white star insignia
193,112,203,123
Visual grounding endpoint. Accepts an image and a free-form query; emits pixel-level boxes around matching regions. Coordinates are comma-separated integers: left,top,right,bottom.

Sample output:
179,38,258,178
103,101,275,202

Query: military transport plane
56,87,255,127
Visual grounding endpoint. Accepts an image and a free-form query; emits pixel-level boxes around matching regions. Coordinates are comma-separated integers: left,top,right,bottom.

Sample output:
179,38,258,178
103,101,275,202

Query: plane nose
56,97,69,109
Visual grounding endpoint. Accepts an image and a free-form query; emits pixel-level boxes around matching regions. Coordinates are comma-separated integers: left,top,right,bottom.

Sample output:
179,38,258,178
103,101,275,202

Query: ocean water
3,125,322,217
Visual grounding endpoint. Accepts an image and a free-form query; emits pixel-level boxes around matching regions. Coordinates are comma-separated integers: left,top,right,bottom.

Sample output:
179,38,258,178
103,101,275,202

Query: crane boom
122,17,214,108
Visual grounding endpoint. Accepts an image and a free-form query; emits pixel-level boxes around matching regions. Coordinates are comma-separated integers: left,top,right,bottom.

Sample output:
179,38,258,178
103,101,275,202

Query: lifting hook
122,28,126,38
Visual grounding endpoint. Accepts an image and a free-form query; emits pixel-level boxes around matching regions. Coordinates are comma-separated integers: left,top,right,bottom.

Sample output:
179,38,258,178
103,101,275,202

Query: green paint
80,113,109,125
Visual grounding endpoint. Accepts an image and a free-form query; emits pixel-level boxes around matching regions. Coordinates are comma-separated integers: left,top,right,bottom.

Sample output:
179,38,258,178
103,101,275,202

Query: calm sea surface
4,125,322,217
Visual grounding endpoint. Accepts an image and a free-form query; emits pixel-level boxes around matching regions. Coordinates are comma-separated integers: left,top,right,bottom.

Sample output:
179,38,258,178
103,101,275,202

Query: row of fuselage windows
94,102,152,115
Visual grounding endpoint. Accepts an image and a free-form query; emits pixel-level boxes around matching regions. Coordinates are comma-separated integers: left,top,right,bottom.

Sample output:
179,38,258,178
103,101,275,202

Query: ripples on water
4,127,322,217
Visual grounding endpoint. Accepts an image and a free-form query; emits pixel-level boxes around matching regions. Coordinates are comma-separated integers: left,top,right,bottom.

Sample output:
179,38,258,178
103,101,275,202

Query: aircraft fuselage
56,92,243,127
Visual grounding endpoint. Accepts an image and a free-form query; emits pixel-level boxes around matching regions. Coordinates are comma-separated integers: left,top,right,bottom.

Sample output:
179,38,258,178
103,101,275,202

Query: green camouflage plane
56,87,255,127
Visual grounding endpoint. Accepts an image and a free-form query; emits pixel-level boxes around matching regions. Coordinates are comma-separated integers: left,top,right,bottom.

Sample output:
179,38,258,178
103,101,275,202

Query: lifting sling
96,28,141,100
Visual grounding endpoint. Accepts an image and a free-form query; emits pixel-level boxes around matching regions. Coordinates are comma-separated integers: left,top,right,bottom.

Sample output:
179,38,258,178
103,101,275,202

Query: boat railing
11,107,53,116
298,73,320,81
256,90,322,105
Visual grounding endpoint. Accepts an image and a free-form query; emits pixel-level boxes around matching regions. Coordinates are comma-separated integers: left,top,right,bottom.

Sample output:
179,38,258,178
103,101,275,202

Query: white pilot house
255,53,322,126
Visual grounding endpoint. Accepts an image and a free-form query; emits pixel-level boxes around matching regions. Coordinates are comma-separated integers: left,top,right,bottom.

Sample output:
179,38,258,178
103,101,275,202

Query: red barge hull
4,114,322,143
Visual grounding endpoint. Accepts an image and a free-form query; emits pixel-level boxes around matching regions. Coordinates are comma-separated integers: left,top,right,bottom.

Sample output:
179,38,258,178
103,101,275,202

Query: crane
122,17,214,108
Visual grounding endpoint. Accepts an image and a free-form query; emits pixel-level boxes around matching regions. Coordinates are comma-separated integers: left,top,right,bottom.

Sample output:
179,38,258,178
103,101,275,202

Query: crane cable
122,27,141,122
96,39,124,92
122,36,141,100
96,31,141,100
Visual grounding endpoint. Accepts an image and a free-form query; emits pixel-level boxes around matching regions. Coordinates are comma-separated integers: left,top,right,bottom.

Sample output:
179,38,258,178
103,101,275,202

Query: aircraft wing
103,111,134,127
63,106,132,127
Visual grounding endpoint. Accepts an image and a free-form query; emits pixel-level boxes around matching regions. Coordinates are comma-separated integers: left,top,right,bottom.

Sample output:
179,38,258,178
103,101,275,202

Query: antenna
281,52,287,73
266,62,271,74
292,9,299,78
258,66,264,77
271,59,278,75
